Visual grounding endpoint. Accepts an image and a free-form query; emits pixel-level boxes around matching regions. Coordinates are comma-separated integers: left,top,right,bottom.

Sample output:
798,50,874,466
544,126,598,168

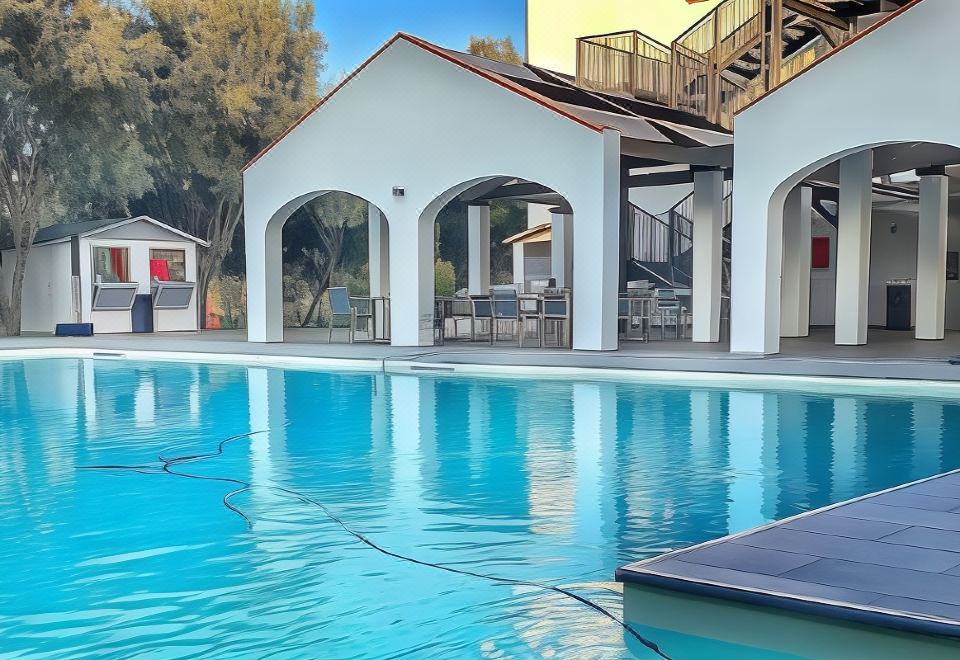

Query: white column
388,212,434,346
835,150,873,346
369,204,390,339
245,211,284,343
916,173,949,340
572,129,621,351
467,204,491,295
730,183,784,355
692,169,724,342
512,243,525,287
780,186,813,337
550,212,573,288
368,204,390,298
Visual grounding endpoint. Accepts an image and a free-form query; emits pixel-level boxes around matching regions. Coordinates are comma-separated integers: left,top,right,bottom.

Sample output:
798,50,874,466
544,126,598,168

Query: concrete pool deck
2,327,960,382
617,470,960,655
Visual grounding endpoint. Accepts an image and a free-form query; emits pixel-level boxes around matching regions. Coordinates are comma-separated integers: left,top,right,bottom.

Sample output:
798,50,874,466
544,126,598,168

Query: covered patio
242,33,732,352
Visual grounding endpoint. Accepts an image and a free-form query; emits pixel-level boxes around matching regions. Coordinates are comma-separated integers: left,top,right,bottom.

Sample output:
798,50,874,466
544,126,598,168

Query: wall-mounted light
890,222,898,234
392,186,405,197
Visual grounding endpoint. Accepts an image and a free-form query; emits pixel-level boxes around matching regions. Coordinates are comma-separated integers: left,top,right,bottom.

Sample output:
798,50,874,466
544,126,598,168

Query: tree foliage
287,192,366,327
0,0,158,334
467,35,522,65
134,0,325,320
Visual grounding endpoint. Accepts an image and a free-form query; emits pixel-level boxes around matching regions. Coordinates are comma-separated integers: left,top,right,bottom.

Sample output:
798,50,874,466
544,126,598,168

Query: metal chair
469,295,492,341
653,289,682,340
327,287,373,343
541,289,571,348
490,285,520,345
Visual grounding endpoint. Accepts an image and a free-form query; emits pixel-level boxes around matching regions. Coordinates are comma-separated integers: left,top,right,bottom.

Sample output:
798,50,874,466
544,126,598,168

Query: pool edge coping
3,346,960,398
617,468,960,640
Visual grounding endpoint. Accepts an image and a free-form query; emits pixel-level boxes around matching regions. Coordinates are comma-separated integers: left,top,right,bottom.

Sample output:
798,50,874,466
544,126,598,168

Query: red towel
150,259,170,281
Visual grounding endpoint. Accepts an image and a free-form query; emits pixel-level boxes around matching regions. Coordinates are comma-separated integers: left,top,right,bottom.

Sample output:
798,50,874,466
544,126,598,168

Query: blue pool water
1,358,959,658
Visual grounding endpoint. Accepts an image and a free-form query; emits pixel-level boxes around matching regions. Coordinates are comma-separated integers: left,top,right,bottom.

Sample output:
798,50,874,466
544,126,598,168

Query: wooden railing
576,0,858,128
577,30,671,104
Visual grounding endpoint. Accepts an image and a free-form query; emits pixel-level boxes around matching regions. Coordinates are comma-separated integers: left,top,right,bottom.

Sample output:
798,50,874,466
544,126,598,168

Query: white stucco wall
731,0,960,353
244,36,622,349
80,232,199,333
0,243,73,333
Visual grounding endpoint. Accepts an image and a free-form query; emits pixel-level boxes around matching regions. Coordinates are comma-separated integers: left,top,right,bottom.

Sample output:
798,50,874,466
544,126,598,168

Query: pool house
0,216,207,335
243,0,960,362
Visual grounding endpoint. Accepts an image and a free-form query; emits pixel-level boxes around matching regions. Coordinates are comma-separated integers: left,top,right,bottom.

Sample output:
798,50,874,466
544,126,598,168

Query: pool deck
2,326,960,382
617,470,960,639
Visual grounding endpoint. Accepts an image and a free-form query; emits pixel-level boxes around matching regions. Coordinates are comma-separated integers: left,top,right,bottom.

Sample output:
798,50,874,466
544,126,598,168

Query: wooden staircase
576,0,913,129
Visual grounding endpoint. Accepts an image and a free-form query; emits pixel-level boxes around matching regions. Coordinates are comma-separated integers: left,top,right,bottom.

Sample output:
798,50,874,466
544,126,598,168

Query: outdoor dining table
434,291,570,347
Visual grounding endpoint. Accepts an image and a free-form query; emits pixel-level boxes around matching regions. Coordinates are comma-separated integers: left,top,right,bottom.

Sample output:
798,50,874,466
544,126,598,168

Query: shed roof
23,216,209,248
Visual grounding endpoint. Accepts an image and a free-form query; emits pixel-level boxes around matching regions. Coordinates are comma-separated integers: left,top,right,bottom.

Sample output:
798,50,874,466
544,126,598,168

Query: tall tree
0,0,157,335
136,0,324,323
468,35,522,65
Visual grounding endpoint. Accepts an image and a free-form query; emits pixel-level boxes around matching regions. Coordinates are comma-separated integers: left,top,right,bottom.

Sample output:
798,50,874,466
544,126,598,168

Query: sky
314,0,526,83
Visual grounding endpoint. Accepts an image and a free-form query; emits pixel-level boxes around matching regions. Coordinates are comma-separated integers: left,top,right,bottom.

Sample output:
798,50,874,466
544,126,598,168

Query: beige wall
526,0,721,75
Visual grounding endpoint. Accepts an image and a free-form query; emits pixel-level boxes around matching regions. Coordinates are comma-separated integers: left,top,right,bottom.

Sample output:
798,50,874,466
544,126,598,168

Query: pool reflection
3,358,960,658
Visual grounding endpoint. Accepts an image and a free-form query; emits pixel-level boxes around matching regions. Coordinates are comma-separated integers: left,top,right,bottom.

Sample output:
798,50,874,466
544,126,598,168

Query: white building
244,0,960,356
1,216,208,334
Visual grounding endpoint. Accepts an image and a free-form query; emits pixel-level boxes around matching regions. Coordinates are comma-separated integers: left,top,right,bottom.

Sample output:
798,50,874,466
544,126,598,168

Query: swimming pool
1,357,959,658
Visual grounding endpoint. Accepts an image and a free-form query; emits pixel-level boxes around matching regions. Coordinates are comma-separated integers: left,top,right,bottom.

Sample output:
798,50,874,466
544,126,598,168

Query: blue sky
314,0,525,83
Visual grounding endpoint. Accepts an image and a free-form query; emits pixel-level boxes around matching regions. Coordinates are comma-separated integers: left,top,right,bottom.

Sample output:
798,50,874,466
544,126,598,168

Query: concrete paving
1,326,959,381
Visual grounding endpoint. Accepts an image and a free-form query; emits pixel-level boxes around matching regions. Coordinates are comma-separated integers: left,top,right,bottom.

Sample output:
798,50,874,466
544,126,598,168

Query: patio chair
469,295,493,341
490,285,520,345
541,289,571,348
327,287,373,343
653,289,682,340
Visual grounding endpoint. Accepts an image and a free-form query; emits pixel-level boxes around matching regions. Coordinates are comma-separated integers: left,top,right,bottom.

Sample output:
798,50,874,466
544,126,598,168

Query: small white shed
1,216,208,334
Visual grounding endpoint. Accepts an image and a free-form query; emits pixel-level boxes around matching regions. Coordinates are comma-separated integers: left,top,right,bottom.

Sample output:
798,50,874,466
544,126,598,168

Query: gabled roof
243,33,732,173
28,216,209,248
503,223,551,245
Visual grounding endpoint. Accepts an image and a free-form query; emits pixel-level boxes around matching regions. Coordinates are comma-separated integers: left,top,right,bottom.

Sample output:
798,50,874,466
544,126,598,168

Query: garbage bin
131,294,154,333
885,282,911,331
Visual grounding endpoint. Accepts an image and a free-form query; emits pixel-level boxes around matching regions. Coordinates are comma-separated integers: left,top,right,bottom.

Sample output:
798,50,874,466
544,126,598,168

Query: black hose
80,430,671,660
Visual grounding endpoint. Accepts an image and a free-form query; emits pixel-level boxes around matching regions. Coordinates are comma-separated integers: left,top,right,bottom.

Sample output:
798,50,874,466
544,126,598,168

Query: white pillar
835,150,873,346
368,204,390,298
467,204,491,295
550,212,573,288
572,129,621,351
245,210,284,343
692,169,723,343
512,243,525,287
369,205,390,339
388,212,434,346
916,173,948,340
780,186,813,337
730,182,784,355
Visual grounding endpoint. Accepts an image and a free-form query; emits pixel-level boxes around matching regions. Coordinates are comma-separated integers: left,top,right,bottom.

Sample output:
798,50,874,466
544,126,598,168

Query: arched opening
422,176,575,347
252,189,390,344
768,141,960,353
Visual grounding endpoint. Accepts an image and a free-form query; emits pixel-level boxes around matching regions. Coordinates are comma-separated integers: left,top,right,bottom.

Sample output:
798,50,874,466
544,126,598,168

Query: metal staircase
577,0,913,129
626,180,734,292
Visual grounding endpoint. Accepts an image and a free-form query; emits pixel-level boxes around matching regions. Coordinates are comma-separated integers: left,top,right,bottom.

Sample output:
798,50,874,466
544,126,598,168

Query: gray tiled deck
617,470,960,637
2,326,960,382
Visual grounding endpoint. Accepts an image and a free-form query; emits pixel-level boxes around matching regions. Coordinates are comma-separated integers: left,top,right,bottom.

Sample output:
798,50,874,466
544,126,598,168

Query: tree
135,0,324,324
292,192,366,327
468,35,522,65
0,0,157,335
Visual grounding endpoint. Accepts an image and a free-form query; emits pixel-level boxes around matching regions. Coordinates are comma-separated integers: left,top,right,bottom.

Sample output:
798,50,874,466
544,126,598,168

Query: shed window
93,247,130,283
150,249,187,282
